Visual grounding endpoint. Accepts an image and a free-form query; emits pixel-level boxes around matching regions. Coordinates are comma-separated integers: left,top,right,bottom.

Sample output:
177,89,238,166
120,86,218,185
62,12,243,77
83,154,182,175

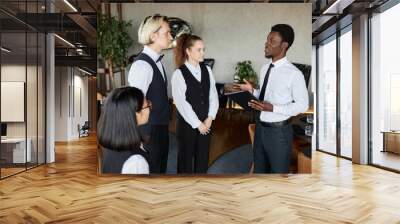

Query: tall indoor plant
97,13,132,89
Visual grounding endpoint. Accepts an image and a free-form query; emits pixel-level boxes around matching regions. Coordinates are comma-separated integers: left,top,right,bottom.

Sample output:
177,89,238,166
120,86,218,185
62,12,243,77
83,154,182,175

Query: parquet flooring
0,167,26,178
1,135,400,223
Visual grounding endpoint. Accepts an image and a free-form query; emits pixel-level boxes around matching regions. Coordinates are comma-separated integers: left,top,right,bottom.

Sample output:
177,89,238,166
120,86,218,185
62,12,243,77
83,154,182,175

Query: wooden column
88,76,98,132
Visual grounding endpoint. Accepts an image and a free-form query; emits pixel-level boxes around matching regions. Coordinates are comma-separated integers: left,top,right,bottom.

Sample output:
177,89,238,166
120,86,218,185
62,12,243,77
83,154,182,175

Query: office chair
79,121,90,138
203,58,215,69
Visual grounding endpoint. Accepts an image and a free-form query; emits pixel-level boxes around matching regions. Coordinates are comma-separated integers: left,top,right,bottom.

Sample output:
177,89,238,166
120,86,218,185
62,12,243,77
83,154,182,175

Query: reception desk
1,138,32,164
169,104,312,173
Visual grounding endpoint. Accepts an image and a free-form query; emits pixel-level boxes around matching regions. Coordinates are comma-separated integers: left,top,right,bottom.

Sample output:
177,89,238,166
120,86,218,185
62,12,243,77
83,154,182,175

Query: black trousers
253,122,293,173
146,125,169,173
176,117,211,174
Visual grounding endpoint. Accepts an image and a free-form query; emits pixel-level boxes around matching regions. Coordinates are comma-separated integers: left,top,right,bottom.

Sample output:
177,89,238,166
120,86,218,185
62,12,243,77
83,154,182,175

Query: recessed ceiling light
78,67,93,76
1,47,11,53
63,0,78,12
322,0,353,15
54,34,75,48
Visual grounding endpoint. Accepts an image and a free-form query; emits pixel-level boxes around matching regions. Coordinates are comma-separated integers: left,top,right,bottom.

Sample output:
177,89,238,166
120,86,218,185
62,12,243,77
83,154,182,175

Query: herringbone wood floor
1,135,400,223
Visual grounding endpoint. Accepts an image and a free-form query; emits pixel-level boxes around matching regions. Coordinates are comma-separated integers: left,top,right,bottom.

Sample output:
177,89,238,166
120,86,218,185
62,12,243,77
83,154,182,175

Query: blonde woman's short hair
138,14,168,45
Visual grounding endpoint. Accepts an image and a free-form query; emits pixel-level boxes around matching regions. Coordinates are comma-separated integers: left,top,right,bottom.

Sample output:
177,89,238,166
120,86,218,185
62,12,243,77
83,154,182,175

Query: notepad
225,90,259,111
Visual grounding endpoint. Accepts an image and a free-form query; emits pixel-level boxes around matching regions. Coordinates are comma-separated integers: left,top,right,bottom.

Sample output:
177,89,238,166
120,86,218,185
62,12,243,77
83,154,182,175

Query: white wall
352,14,369,164
55,66,68,141
46,32,56,163
1,63,46,164
72,73,89,138
1,65,39,137
54,67,89,141
116,3,311,90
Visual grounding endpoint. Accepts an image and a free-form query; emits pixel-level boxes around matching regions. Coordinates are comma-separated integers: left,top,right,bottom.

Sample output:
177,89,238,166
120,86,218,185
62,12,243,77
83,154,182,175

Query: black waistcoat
178,63,210,122
134,53,170,125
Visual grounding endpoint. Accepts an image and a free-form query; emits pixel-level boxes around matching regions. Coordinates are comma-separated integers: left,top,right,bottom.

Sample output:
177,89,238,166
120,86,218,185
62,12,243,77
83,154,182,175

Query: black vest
178,63,210,122
134,53,170,125
102,147,149,174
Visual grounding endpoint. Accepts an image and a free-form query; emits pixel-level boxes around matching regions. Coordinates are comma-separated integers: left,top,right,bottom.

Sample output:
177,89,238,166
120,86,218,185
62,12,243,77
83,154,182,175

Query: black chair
203,58,215,69
291,63,312,144
292,63,311,87
128,54,139,65
215,83,228,108
78,121,90,138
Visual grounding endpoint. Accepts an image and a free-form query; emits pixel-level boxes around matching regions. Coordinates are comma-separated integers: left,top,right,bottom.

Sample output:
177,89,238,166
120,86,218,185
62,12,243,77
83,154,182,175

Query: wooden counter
170,105,311,173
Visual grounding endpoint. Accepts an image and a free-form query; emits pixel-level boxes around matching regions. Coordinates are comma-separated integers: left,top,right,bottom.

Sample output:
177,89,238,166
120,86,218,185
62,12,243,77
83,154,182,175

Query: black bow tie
156,54,164,63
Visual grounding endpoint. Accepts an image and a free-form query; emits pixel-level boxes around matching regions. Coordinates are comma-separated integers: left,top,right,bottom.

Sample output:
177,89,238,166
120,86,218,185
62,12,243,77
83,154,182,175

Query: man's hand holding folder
248,100,273,112
230,79,274,112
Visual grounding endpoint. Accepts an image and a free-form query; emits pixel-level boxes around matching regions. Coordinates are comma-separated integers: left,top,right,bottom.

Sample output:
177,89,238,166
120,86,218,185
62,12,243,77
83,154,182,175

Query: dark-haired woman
171,34,219,174
97,87,152,174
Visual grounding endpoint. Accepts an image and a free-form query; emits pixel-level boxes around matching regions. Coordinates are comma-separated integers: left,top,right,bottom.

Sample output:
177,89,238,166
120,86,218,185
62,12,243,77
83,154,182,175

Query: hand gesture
248,100,273,112
233,79,254,93
204,117,213,130
198,123,210,135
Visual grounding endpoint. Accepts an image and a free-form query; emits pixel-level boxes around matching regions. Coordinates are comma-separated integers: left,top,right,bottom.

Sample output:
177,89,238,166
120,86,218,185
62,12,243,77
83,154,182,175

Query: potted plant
234,60,258,86
97,13,133,89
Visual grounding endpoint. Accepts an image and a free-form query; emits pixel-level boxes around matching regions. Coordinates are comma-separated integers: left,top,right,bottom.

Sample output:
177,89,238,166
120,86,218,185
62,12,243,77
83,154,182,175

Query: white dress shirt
121,146,149,174
253,57,309,122
121,155,149,174
172,61,219,129
128,46,166,95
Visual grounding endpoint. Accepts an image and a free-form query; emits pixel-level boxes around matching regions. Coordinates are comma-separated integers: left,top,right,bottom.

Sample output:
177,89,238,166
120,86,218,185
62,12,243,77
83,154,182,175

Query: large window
370,3,400,171
317,36,337,155
339,28,352,158
317,25,353,159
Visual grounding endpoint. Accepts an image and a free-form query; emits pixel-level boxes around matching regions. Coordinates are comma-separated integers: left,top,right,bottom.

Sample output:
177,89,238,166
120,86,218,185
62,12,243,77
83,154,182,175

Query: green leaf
234,60,258,85
97,13,133,69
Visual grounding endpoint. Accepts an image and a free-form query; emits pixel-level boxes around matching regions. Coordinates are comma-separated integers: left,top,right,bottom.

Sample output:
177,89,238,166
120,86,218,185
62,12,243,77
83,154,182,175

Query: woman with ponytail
171,34,219,174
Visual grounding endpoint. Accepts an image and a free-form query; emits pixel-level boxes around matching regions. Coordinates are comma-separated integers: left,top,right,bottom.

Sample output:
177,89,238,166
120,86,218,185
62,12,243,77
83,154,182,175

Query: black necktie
258,63,274,101
156,54,164,63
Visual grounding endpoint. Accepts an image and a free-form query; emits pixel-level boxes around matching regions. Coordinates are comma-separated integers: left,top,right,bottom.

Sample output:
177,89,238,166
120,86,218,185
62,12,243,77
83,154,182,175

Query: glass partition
1,30,28,178
317,36,337,155
0,0,46,179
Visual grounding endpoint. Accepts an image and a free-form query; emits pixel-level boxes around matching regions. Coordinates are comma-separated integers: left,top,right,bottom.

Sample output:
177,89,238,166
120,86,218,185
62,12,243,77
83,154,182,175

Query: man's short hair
271,24,295,49
138,14,168,45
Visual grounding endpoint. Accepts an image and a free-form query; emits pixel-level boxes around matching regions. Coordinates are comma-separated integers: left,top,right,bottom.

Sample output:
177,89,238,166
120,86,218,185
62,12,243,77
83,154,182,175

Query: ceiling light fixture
1,47,11,53
78,67,93,76
54,34,75,48
63,0,78,12
322,0,353,15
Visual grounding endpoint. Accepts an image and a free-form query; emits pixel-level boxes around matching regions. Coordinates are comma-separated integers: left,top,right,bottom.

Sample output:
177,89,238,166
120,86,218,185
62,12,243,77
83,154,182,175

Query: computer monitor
1,123,7,137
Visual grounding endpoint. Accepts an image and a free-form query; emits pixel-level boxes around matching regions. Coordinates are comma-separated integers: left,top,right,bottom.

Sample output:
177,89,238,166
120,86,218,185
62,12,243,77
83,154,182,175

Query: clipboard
225,90,259,111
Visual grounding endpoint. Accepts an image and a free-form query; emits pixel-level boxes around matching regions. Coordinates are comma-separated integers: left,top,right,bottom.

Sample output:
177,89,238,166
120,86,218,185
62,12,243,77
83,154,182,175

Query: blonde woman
128,14,173,174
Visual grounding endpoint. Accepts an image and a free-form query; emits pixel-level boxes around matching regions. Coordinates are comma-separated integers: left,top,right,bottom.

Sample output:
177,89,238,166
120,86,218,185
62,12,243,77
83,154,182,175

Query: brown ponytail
174,33,202,68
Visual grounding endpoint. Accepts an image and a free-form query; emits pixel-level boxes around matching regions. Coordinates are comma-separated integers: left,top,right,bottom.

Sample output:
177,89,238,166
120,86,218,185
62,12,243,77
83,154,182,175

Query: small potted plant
234,60,258,86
